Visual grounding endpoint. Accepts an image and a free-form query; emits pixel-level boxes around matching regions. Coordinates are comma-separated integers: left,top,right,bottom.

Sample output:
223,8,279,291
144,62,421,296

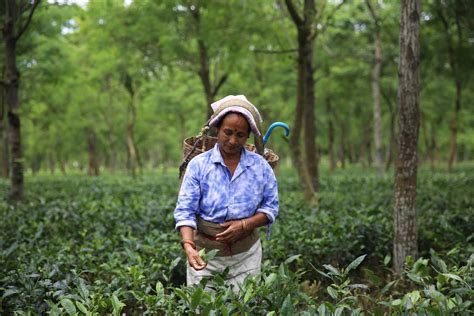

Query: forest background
1,0,473,178
1,0,473,314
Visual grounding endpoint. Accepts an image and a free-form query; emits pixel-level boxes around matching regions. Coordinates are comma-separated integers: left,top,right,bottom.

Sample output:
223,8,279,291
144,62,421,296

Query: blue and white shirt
174,143,279,235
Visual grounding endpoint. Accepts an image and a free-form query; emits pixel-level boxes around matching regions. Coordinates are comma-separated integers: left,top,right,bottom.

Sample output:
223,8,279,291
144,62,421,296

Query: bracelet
242,218,248,232
180,239,196,250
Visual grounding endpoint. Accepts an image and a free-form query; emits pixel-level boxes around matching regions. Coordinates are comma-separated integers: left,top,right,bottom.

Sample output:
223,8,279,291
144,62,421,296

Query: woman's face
217,113,250,157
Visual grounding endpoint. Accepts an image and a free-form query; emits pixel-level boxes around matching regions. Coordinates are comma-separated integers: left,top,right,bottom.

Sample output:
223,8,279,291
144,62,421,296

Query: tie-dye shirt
174,143,279,235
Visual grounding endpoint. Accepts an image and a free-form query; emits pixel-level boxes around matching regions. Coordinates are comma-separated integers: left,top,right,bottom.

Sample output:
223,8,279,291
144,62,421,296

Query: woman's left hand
215,220,247,243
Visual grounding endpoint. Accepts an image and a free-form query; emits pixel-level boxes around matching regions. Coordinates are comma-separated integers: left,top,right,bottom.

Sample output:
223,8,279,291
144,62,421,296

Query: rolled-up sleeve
174,159,201,230
256,164,279,238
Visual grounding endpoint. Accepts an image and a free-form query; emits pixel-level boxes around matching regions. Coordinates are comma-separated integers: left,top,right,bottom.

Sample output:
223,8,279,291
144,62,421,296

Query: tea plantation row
1,168,472,314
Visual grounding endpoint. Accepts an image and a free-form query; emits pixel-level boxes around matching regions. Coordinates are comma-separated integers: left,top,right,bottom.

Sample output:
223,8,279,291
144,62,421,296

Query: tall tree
366,0,384,176
284,0,346,200
432,0,473,171
284,0,318,201
393,0,421,275
0,78,8,178
1,0,40,200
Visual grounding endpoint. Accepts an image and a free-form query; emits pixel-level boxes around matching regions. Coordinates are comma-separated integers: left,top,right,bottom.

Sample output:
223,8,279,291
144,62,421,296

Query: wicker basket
180,135,279,178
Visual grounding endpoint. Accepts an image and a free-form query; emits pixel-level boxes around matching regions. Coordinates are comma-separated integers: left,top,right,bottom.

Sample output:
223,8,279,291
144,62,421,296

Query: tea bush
0,168,472,314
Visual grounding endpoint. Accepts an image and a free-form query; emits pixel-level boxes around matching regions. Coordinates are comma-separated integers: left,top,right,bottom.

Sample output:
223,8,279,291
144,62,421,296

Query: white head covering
208,95,262,136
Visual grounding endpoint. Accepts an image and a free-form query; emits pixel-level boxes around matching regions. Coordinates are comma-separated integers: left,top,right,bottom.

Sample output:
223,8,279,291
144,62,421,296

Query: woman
174,95,279,289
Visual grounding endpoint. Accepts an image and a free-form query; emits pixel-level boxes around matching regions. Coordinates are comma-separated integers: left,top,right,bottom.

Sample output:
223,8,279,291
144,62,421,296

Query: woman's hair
214,111,251,134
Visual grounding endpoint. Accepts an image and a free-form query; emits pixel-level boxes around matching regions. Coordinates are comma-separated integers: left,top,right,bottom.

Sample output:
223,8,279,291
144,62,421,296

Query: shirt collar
210,143,255,167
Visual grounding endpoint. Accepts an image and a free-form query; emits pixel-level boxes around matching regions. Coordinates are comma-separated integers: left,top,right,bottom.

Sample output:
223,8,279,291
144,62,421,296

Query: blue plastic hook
263,122,290,145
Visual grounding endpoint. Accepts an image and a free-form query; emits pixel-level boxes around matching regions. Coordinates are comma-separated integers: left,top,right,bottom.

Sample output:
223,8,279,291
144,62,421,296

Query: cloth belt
195,216,259,257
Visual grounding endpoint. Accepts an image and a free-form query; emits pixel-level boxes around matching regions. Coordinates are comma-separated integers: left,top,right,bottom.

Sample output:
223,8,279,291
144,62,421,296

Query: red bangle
181,239,196,250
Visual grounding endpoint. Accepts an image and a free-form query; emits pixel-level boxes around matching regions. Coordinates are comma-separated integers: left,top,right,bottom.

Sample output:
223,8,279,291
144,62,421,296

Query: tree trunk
0,69,8,178
289,49,316,201
382,88,397,171
302,37,319,191
285,0,318,202
0,112,8,178
326,96,336,171
48,154,55,174
448,80,461,171
367,0,384,176
123,74,138,177
436,4,464,172
339,121,346,169
393,0,421,276
4,25,23,200
87,130,99,176
104,77,117,174
2,0,39,200
58,153,67,175
366,130,373,167
31,155,41,176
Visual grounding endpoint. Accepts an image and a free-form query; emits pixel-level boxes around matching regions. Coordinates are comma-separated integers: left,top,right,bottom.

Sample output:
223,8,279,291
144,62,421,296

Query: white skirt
187,239,262,291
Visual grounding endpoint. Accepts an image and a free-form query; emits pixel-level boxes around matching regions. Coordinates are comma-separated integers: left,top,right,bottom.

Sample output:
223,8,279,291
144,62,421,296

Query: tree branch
15,0,41,41
284,0,303,26
313,0,347,40
252,48,297,54
365,0,377,22
212,74,228,97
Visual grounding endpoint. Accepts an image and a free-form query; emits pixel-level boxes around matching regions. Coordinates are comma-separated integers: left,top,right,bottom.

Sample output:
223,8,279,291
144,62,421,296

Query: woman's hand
215,220,247,243
184,244,207,270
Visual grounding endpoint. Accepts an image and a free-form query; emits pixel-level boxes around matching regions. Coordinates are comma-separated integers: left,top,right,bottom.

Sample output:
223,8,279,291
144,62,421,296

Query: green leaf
284,254,301,264
346,254,367,272
111,295,125,314
220,305,229,316
381,280,397,295
327,286,338,300
78,279,89,300
391,298,402,306
244,287,254,304
173,288,190,304
169,257,181,271
156,281,164,298
190,287,203,310
335,306,345,316
408,290,421,304
383,254,391,266
60,298,77,315
431,256,448,273
323,264,341,277
198,248,206,257
76,301,89,314
447,298,456,310
317,303,328,316
202,249,219,262
442,273,463,282
281,294,294,315
2,288,20,298
265,273,277,287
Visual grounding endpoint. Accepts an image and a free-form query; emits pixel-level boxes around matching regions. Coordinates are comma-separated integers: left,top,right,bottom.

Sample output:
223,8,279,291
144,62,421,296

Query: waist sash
195,217,259,257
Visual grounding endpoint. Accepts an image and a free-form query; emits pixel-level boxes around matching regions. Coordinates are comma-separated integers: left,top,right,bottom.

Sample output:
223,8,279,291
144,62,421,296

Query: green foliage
6,0,473,175
1,168,472,313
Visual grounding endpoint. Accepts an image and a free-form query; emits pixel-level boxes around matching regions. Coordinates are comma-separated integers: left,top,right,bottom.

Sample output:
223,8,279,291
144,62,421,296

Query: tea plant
0,168,472,314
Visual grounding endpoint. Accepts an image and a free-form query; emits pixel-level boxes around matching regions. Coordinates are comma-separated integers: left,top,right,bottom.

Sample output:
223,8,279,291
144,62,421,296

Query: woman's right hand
183,244,207,270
